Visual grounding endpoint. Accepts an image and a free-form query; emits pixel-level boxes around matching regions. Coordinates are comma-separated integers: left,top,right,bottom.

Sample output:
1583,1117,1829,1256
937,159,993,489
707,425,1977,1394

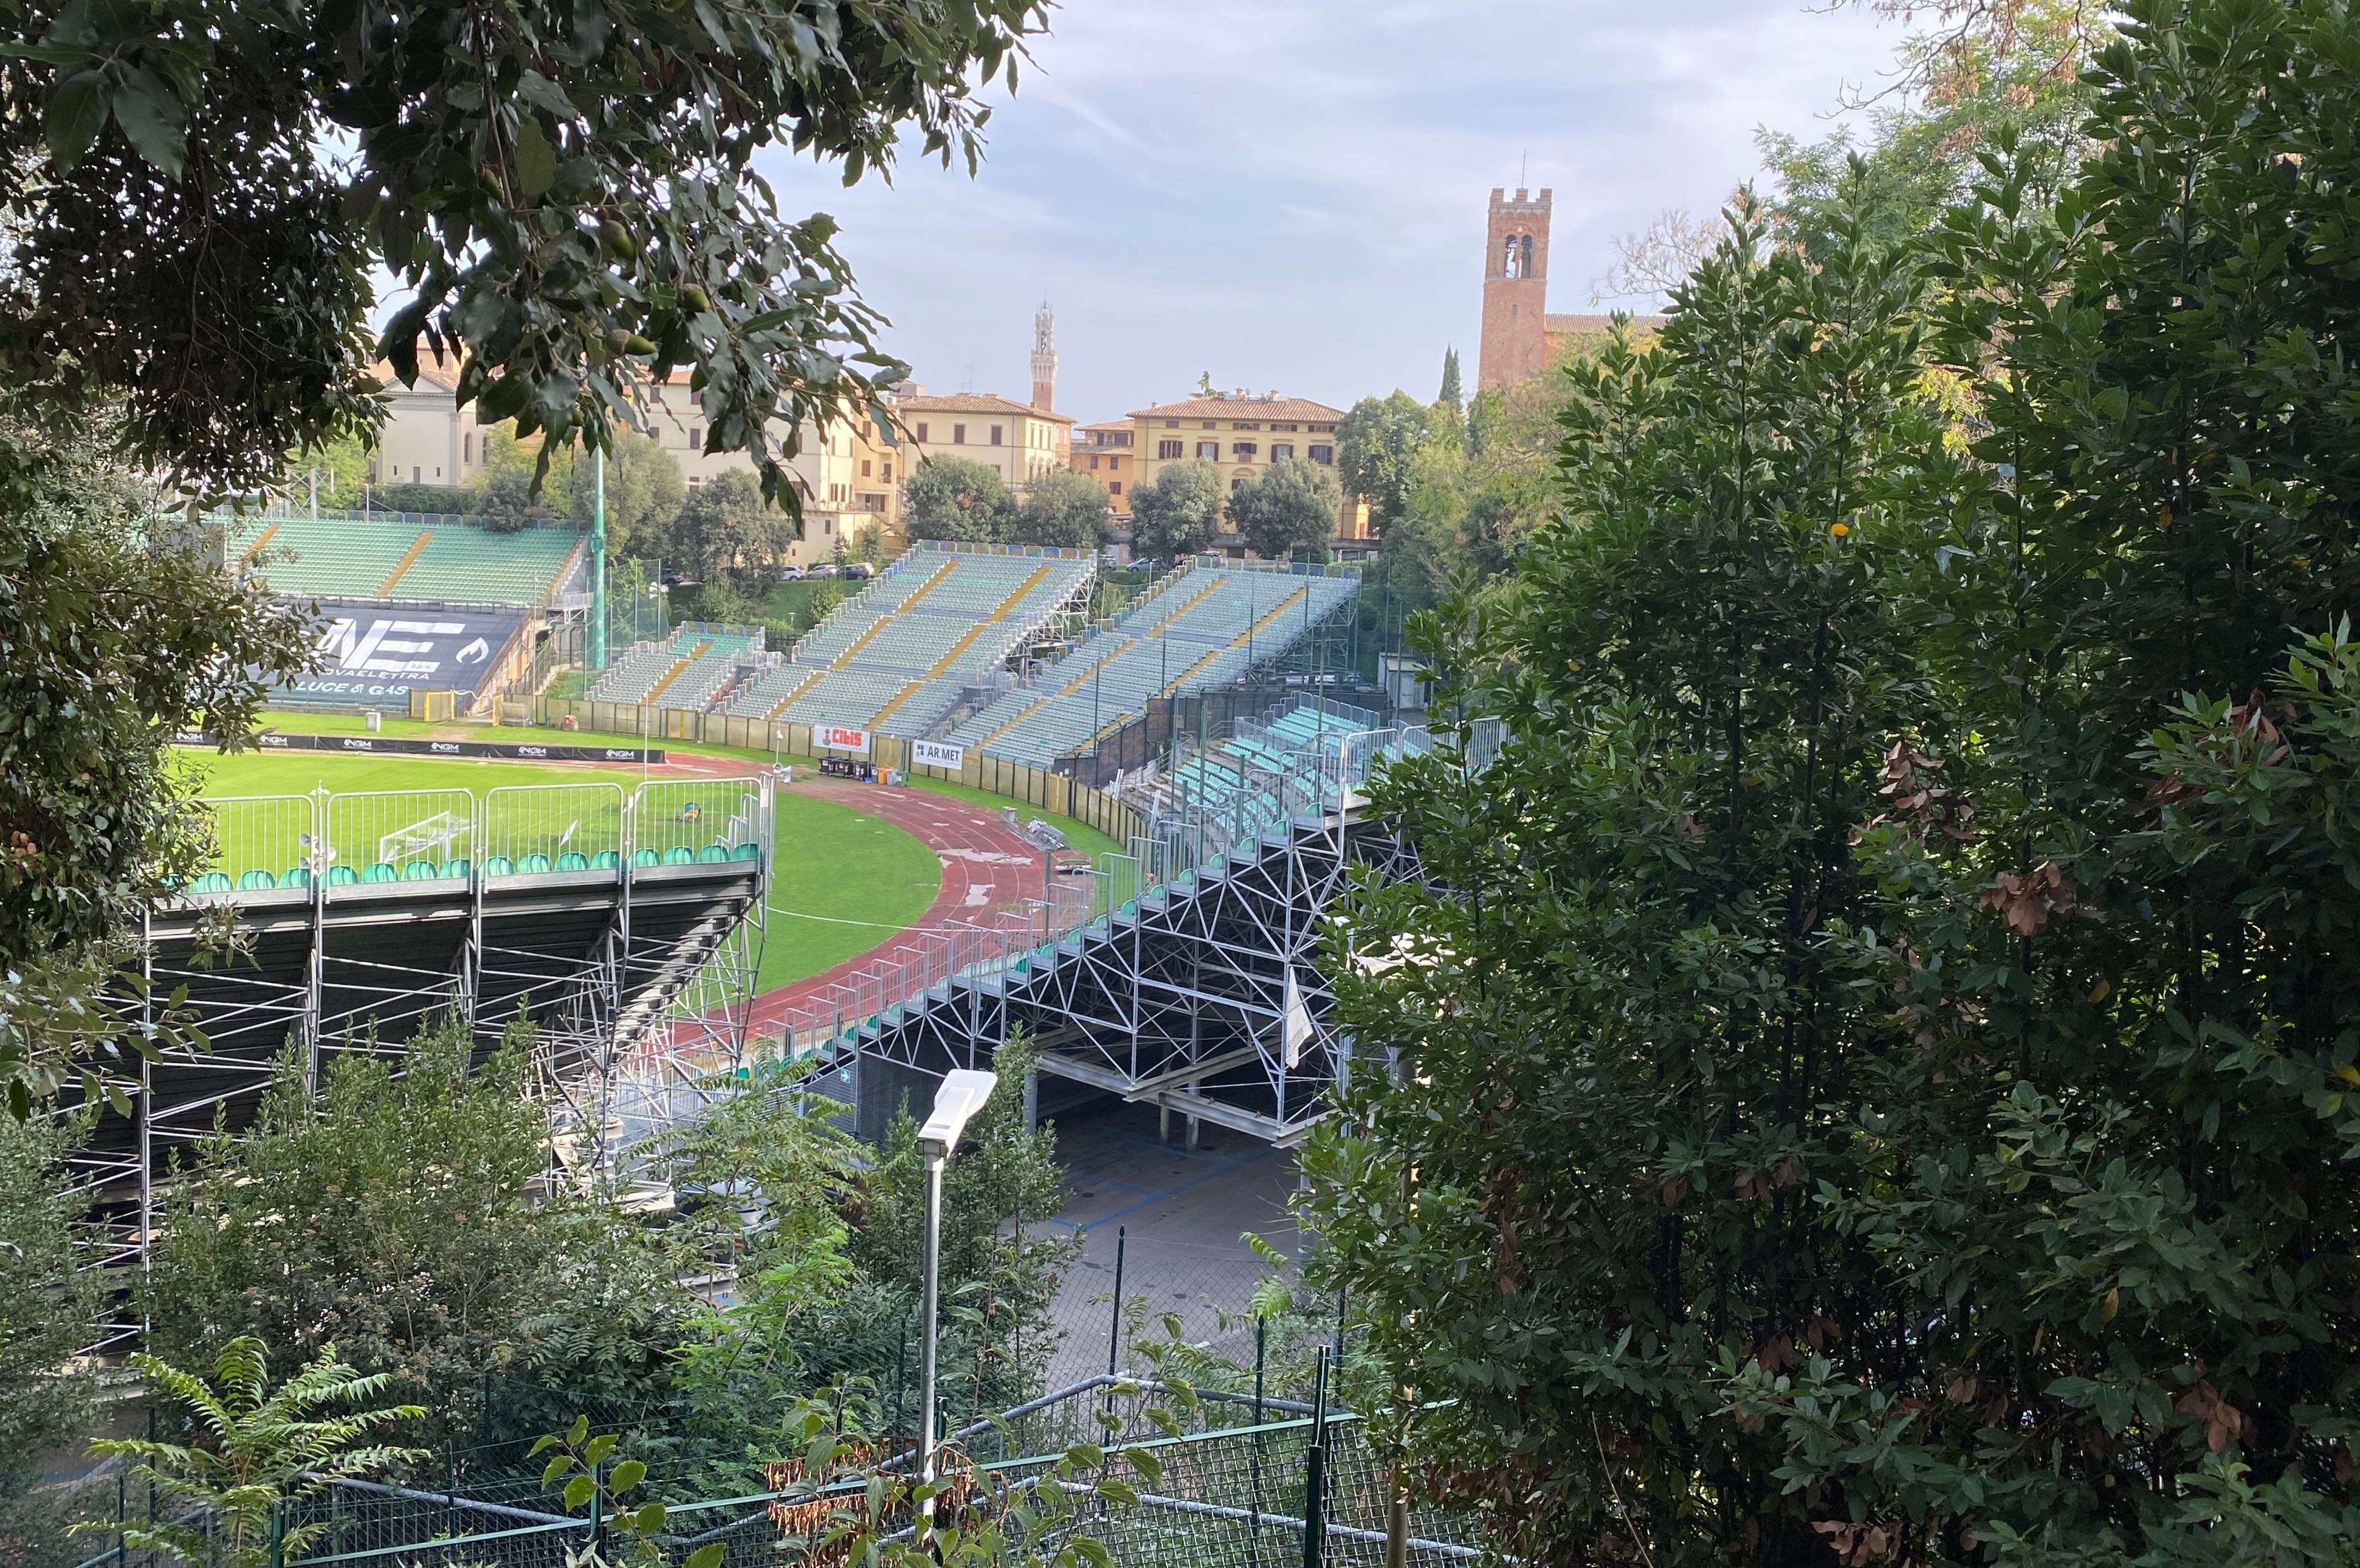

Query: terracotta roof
1079,419,1133,434
370,354,462,394
1543,313,1667,335
1124,396,1346,422
896,391,1073,424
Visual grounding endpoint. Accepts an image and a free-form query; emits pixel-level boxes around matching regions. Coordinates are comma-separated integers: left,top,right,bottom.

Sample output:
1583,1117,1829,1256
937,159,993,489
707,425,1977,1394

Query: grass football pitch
184,749,941,992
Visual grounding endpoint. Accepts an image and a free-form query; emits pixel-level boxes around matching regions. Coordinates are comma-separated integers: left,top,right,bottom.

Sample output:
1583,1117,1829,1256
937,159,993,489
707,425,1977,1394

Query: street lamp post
917,1068,999,1531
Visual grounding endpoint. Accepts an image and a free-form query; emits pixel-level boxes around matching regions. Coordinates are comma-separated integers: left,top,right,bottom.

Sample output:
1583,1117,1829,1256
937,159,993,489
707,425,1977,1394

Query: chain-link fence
72,1403,1477,1568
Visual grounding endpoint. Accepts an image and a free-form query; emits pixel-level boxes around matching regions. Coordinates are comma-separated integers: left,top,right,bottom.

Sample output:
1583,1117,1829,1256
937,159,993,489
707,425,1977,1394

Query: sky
751,0,1910,424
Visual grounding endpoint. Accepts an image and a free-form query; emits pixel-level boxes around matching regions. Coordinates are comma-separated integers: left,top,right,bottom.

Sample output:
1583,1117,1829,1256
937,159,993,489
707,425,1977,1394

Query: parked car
805,563,837,578
841,562,874,580
777,565,806,581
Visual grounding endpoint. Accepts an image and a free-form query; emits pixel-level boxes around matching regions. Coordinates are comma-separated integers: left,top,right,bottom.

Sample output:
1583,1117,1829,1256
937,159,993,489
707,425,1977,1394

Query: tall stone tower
1030,299,1058,412
1478,188,1551,391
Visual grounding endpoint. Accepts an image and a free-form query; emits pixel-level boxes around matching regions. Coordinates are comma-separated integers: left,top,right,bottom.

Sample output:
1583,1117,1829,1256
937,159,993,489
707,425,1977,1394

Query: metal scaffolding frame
71,777,774,1351
776,713,1444,1146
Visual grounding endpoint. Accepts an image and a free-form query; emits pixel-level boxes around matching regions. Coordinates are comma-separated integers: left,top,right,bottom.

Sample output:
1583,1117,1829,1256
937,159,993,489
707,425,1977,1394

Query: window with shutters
1195,441,1218,459
1272,444,1294,461
1308,444,1333,464
917,422,930,442
990,425,1003,445
1158,441,1184,459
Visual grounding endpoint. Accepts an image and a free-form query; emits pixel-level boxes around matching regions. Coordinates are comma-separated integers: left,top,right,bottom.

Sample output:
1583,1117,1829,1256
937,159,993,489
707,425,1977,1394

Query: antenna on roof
1520,148,1527,188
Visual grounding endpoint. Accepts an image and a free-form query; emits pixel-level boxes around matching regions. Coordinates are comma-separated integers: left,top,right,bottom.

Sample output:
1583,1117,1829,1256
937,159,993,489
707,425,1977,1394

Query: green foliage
143,1019,693,1443
81,1337,425,1567
1769,0,2103,257
1334,390,1433,532
759,1398,1130,1567
0,430,315,1115
1437,347,1463,413
549,432,687,560
1010,466,1110,550
1225,456,1341,562
0,0,1047,501
368,481,474,515
0,1112,100,1469
1312,3,2360,1562
848,1036,1079,1419
1124,458,1222,562
903,455,1016,543
664,469,794,580
476,469,557,534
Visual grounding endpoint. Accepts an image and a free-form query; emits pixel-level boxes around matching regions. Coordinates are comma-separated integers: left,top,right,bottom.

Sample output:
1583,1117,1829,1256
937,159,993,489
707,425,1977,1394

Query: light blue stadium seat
556,851,590,872
236,869,277,890
483,855,515,878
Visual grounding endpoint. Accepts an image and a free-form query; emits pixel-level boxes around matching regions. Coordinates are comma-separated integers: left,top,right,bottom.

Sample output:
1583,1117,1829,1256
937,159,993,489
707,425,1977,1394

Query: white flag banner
815,724,870,755
911,740,966,770
1281,968,1315,1068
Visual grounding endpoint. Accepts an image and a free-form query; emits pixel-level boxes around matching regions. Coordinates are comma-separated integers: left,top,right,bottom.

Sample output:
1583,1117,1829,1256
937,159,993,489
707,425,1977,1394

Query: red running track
523,751,1055,1031
743,778,1054,1030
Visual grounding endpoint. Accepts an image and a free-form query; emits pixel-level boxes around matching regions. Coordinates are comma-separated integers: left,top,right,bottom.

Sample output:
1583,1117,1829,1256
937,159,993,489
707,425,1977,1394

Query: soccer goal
379,810,467,867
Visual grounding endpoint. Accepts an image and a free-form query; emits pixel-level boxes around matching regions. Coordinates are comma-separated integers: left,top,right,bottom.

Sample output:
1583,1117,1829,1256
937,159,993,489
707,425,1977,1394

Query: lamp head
917,1068,999,1159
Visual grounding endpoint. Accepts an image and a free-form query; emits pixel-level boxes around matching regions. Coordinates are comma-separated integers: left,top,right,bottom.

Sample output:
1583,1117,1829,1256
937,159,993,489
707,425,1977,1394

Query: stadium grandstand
218,510,586,605
199,508,591,717
590,542,1096,740
947,559,1359,767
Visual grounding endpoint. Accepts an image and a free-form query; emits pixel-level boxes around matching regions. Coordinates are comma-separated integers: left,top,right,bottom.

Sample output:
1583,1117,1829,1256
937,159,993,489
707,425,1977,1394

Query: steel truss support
835,807,1423,1145
75,775,775,1329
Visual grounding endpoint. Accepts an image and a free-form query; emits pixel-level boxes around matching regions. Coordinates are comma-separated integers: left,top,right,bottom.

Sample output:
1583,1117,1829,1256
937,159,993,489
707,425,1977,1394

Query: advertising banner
274,599,526,707
910,740,965,771
814,724,871,755
177,732,662,763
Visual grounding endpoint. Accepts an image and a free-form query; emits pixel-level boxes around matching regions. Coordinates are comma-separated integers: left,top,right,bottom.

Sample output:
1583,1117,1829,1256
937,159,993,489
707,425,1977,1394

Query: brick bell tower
1478,187,1551,390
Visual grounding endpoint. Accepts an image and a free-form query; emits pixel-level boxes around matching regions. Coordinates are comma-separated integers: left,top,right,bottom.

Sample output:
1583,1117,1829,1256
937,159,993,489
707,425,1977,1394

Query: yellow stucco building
1125,392,1369,551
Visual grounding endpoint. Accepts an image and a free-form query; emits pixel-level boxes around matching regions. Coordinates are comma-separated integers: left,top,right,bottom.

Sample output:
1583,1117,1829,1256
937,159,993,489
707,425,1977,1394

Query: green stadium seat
440,858,470,879
592,850,621,870
483,855,515,878
191,872,233,893
401,861,438,881
729,841,761,861
631,848,660,868
662,846,695,865
328,865,360,885
236,869,277,891
694,844,728,864
361,862,397,882
281,867,312,889
556,851,590,872
518,853,552,873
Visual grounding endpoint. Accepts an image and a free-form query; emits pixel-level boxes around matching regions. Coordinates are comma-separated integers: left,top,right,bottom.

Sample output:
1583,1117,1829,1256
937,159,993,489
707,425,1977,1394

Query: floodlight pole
917,1069,999,1531
590,447,609,672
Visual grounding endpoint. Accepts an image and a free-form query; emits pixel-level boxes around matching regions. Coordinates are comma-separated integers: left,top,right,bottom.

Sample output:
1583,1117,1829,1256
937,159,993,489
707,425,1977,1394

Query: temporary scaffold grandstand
759,698,1495,1149
71,776,775,1353
212,510,588,607
949,558,1361,768
590,542,1098,738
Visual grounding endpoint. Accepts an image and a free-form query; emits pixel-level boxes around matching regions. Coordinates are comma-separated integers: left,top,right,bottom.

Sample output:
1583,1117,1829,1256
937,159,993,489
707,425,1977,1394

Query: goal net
379,810,466,867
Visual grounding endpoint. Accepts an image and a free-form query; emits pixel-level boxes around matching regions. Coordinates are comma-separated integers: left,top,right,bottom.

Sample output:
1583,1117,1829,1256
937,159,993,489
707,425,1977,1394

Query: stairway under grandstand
771,700,1445,1146
73,777,774,1347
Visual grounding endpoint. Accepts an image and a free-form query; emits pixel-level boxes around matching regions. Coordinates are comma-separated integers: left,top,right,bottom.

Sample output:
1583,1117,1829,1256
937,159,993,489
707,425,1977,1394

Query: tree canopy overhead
0,0,1048,501
1310,0,2360,1561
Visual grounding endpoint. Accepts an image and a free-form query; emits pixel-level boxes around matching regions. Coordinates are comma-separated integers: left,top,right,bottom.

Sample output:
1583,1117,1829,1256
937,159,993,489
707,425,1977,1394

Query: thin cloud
759,0,1901,415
